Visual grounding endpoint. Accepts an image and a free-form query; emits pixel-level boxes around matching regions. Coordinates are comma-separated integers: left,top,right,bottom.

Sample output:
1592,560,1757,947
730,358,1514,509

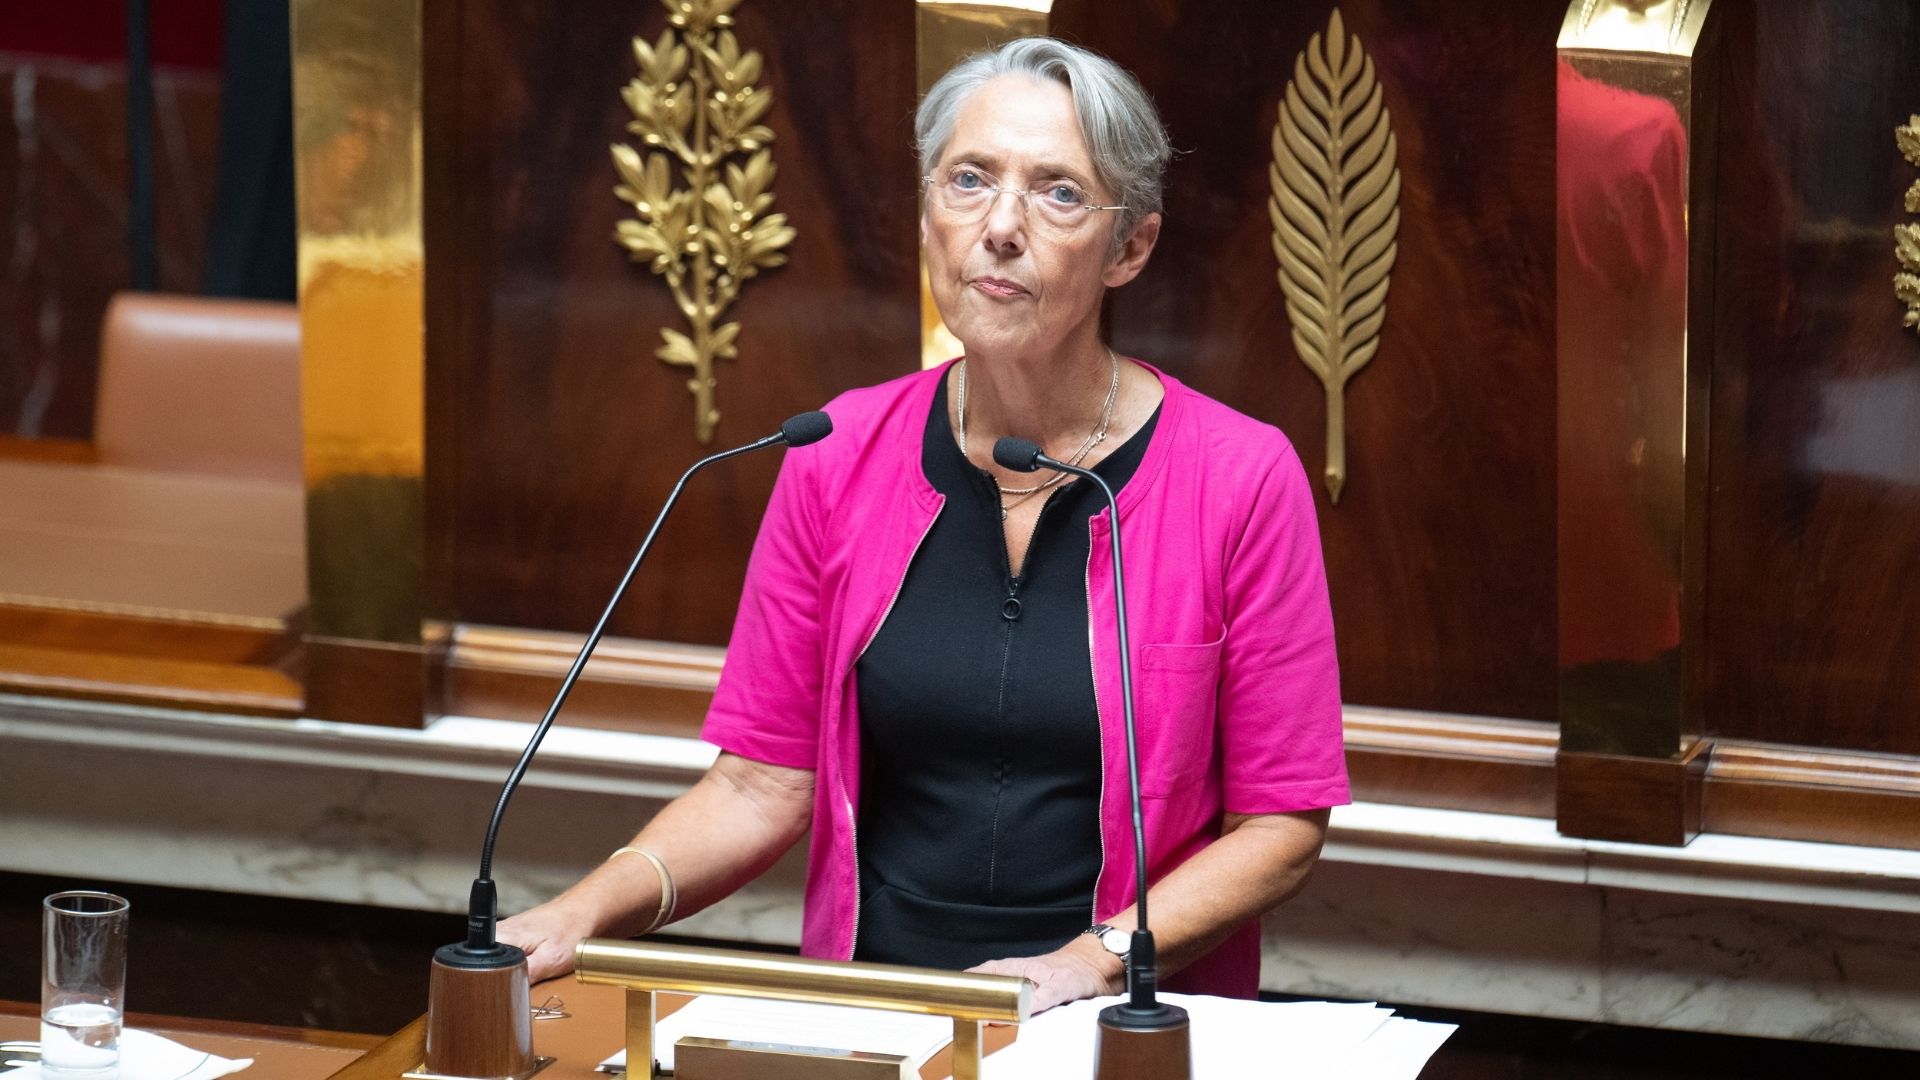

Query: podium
325,956,1028,1080
574,939,1029,1080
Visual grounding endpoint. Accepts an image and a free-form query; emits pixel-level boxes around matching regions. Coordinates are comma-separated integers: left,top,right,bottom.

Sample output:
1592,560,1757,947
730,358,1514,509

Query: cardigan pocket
1134,635,1225,797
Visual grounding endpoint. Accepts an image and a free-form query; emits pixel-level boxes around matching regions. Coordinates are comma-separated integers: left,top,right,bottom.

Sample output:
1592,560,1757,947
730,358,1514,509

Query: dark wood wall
424,0,922,646
1704,2,1920,753
1053,0,1566,721
423,0,1920,757
0,58,221,439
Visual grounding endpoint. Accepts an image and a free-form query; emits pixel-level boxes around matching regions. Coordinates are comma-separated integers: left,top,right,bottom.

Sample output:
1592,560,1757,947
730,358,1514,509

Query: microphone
424,411,833,1080
994,436,1192,1075
777,410,834,447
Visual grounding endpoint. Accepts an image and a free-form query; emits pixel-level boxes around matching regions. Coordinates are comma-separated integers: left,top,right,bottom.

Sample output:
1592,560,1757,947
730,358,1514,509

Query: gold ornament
612,0,795,442
1270,7,1401,504
1896,115,1920,332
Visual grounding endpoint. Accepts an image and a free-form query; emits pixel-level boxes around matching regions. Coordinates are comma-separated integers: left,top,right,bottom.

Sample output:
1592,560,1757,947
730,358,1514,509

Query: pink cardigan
702,361,1348,997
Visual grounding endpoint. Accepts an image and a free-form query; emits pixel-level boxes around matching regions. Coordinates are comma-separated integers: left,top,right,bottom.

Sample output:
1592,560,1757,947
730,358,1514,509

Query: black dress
852,369,1160,968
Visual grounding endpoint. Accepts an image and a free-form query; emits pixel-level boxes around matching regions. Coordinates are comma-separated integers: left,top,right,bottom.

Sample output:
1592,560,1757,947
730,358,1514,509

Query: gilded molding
1896,115,1920,332
1563,0,1705,55
1269,7,1400,504
290,0,426,645
613,0,794,443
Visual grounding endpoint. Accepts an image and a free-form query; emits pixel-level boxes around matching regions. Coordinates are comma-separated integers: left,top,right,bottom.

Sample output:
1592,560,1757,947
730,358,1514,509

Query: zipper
842,792,860,960
985,497,1053,900
843,501,943,959
1085,516,1109,928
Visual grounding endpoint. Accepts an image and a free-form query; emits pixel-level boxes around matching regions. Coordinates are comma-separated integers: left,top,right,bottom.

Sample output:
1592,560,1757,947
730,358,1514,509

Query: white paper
978,993,1451,1079
1346,1017,1459,1080
12,1029,252,1080
597,994,952,1073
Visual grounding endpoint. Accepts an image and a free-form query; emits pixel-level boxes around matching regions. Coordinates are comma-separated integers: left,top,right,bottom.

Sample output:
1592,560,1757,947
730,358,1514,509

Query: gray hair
915,37,1171,252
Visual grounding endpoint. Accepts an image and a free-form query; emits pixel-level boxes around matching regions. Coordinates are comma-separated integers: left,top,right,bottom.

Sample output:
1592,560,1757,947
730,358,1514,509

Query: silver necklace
956,349,1121,519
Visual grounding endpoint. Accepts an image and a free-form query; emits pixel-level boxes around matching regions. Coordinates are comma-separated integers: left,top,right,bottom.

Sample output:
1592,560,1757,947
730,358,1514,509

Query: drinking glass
41,891,130,1077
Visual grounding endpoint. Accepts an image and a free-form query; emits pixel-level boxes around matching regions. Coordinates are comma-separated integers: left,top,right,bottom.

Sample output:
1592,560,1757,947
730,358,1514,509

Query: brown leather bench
0,293,307,621
94,292,304,483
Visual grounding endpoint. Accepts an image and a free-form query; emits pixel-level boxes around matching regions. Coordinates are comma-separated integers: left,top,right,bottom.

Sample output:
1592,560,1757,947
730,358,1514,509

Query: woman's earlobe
1105,214,1163,286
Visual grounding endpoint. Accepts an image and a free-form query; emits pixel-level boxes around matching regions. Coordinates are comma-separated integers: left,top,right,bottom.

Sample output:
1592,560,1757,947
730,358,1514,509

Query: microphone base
1093,1000,1191,1080
404,1059,555,1080
423,942,544,1080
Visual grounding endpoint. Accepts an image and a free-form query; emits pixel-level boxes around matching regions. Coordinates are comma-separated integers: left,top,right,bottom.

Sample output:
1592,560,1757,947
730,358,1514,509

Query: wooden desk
0,1001,376,1080
327,980,1018,1080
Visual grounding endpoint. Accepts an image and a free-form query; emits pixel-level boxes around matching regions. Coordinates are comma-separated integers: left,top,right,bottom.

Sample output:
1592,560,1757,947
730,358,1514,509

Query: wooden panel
1556,742,1709,847
1345,708,1557,817
0,869,416,1037
437,626,1562,815
0,601,300,716
0,644,301,718
438,625,717,734
0,58,221,439
1704,741,1920,851
1704,2,1920,753
305,637,426,729
1051,0,1563,719
425,0,920,646
0,603,295,666
0,435,94,463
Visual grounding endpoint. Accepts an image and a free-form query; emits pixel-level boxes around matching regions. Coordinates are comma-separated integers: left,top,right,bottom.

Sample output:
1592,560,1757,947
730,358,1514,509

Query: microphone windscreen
993,436,1043,472
780,411,834,447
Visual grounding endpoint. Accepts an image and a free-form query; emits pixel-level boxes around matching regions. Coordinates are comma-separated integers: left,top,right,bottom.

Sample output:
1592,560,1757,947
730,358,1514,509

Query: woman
500,37,1346,1012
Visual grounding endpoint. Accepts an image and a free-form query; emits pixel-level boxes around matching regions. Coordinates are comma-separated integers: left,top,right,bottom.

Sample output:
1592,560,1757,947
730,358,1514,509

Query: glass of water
41,891,130,1077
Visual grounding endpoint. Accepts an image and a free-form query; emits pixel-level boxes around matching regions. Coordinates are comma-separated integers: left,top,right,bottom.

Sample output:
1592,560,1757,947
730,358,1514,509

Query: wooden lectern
573,939,1030,1080
324,945,1030,1080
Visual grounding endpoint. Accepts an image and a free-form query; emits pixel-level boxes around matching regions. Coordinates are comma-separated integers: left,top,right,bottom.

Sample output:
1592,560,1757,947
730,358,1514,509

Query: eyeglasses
922,165,1126,232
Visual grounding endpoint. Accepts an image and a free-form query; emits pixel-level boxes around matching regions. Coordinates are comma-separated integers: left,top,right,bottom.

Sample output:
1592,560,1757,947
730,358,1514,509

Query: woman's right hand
497,899,597,984
493,753,815,986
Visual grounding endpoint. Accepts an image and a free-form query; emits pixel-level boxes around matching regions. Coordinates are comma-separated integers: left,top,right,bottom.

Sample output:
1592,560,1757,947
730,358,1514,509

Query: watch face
1098,928,1130,955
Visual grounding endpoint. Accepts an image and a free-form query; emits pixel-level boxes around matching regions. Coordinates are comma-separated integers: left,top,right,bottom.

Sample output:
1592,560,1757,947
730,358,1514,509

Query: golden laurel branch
612,0,795,443
1895,115,1920,332
1270,7,1401,504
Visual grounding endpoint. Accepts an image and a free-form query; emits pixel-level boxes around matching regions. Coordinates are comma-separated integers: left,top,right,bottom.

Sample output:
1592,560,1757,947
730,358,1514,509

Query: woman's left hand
967,938,1125,1014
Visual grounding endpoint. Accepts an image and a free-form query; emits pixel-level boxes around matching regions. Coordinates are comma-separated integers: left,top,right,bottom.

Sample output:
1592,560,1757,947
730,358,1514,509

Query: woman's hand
497,899,599,984
495,753,815,986
967,936,1125,1014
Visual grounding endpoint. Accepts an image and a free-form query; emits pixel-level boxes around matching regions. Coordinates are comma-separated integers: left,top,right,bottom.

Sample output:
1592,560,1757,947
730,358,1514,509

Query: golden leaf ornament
613,0,792,442
1270,7,1401,503
1897,115,1920,332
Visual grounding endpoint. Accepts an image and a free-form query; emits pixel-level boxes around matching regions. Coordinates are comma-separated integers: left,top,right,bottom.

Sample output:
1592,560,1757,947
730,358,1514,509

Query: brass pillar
1554,0,1718,842
290,0,428,725
915,2,1052,369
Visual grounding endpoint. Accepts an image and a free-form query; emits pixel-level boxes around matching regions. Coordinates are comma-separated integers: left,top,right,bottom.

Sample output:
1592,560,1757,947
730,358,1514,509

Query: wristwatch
1084,923,1131,963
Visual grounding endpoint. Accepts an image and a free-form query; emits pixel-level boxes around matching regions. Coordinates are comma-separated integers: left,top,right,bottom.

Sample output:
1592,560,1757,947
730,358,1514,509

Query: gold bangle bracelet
611,846,677,935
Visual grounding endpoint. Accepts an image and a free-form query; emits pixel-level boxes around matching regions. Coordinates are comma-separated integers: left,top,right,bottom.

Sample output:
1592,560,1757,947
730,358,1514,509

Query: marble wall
5,693,1920,1050
1266,862,1920,1048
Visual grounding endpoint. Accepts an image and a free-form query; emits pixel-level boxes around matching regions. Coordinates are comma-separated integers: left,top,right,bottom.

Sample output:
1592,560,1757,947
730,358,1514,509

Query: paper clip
531,995,570,1021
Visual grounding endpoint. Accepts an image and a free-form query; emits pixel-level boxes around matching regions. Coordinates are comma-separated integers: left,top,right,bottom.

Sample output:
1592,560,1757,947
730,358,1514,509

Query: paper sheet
979,993,1453,1079
597,994,952,1073
1346,1016,1460,1079
594,991,1455,1078
11,1029,252,1080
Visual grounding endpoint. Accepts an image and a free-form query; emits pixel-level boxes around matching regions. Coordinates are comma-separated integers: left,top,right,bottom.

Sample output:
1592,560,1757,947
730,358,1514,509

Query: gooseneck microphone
424,411,833,1080
470,408,835,935
993,435,1192,1077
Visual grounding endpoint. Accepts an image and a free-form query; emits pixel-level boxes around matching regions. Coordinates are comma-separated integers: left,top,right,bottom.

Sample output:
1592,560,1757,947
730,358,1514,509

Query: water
40,1001,121,1075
